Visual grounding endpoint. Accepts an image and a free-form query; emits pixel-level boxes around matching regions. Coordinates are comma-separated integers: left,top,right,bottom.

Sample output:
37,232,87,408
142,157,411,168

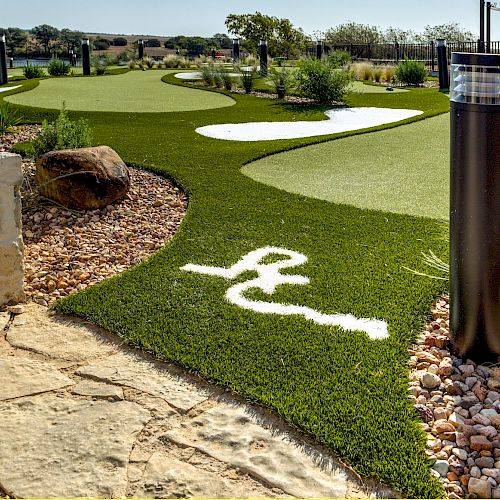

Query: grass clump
23,63,44,79
0,103,21,136
92,55,113,75
32,107,92,157
396,59,427,86
269,67,292,99
296,59,353,104
163,55,190,69
353,61,373,81
239,69,255,94
47,58,71,77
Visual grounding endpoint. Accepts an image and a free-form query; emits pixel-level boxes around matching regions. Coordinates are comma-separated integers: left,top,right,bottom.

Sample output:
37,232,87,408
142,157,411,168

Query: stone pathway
0,304,394,498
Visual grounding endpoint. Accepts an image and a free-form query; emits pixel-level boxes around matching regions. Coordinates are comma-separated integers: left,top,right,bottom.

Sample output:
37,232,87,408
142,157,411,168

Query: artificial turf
5,69,235,113
5,73,450,497
242,113,449,220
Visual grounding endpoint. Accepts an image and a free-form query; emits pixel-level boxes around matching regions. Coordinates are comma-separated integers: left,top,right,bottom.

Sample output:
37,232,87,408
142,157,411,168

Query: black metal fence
310,41,500,69
10,57,82,68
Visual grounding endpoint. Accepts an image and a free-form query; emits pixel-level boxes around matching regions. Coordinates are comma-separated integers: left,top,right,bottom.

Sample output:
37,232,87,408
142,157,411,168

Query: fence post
395,42,400,62
0,35,7,86
0,153,25,308
431,41,435,72
367,43,371,61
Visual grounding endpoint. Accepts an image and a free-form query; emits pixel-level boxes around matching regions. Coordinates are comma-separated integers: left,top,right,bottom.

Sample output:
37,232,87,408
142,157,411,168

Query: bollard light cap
450,52,500,105
259,40,267,46
1,34,5,43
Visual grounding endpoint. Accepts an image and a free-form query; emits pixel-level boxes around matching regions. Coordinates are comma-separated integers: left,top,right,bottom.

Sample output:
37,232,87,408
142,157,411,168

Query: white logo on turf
181,247,389,340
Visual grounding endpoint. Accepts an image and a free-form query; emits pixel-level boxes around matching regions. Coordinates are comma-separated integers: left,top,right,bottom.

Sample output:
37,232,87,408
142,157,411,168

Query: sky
3,0,499,40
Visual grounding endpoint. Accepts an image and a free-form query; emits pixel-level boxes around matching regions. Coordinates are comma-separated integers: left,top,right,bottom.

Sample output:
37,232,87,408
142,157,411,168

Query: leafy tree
59,28,83,54
93,38,110,50
113,37,128,46
324,22,383,45
416,22,475,42
31,24,60,55
225,11,306,57
383,27,417,44
146,38,161,47
0,27,28,56
211,33,232,49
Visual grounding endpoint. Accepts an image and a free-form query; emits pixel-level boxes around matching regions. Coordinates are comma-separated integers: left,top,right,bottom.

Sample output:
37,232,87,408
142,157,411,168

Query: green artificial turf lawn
242,113,449,220
4,75,450,498
5,69,234,113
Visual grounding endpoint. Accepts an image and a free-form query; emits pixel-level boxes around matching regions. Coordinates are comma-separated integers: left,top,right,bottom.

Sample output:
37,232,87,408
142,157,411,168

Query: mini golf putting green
6,70,235,113
350,81,408,94
242,113,449,220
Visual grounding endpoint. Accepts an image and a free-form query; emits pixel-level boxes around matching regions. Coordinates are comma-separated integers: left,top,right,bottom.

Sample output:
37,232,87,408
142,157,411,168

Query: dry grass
352,61,373,81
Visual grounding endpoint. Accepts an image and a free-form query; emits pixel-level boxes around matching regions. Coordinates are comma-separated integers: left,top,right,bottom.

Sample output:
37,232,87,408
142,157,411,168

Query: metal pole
233,38,240,62
0,35,8,85
449,51,500,361
138,39,144,59
259,40,268,76
81,39,91,76
431,41,436,72
316,40,323,60
487,2,492,52
211,47,216,60
480,0,486,52
436,39,449,90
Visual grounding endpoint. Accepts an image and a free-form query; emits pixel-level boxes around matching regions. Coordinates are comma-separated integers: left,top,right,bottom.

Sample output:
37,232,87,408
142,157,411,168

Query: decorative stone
0,153,25,307
460,395,480,410
491,414,500,430
452,447,468,461
468,477,492,499
433,419,456,434
478,426,498,439
483,468,500,482
432,460,449,477
0,394,149,497
471,435,493,452
0,356,72,400
421,372,441,389
35,146,130,210
476,456,495,468
76,352,208,412
449,412,465,427
164,403,350,497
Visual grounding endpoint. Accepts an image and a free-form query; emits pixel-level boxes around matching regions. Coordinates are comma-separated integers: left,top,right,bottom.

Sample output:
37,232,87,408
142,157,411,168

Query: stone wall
0,153,25,306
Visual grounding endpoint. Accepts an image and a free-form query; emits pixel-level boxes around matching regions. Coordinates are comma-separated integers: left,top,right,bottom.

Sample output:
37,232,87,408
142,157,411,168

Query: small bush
239,69,254,94
142,56,155,69
0,103,21,136
128,60,137,69
23,63,44,79
200,64,216,86
269,67,292,98
372,66,384,83
163,55,190,69
395,59,427,86
352,61,373,81
384,65,396,83
47,58,70,77
92,55,113,75
295,59,353,104
32,107,92,157
328,50,351,68
221,72,233,91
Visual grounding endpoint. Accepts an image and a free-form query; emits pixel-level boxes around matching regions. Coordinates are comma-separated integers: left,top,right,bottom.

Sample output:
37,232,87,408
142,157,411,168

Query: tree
225,11,306,57
31,24,60,55
59,28,83,54
383,27,417,44
93,38,110,50
211,33,232,49
324,22,383,45
0,27,28,56
146,38,161,47
416,22,476,42
113,37,128,46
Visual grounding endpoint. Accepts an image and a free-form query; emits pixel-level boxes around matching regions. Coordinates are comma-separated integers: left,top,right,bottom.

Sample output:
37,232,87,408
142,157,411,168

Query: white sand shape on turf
196,107,423,141
175,72,241,80
0,86,21,93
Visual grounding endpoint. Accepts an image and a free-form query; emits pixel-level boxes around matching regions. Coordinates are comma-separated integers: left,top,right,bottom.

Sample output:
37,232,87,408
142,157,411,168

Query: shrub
128,59,137,69
0,103,21,136
23,63,44,79
352,61,373,81
200,63,216,86
32,107,92,157
328,50,351,68
372,66,384,83
113,37,128,47
239,69,254,94
395,59,427,86
295,59,353,104
384,65,396,83
269,67,292,99
146,38,161,48
142,56,155,69
92,55,113,75
93,38,110,50
221,72,233,91
47,58,70,77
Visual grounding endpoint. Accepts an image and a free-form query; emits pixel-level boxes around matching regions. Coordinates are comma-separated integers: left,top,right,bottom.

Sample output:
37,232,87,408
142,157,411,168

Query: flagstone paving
0,303,396,498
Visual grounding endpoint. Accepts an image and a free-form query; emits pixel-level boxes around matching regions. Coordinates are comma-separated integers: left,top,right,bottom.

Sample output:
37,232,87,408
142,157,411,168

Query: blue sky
3,0,498,39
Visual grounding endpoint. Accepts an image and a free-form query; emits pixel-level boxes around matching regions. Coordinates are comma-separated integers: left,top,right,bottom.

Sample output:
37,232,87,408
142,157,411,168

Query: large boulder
36,146,130,210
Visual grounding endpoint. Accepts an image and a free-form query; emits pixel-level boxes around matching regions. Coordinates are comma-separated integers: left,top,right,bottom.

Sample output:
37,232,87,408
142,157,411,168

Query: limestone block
0,153,24,306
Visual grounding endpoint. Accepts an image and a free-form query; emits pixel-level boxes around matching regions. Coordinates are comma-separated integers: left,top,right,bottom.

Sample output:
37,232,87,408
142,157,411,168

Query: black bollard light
259,40,268,77
436,39,449,91
69,49,74,66
0,34,8,86
138,39,144,59
316,40,323,60
81,39,91,76
211,48,216,61
450,52,500,361
233,38,240,62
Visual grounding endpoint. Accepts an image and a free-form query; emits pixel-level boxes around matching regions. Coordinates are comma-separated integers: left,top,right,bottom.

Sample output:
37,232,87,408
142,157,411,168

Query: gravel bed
411,295,500,499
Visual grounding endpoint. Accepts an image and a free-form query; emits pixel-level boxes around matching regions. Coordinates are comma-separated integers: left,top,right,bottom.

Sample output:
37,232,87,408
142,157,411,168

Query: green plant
372,66,384,83
295,59,353,104
239,70,254,94
0,103,21,136
128,60,137,69
23,63,44,79
200,63,216,86
32,107,92,157
221,72,234,91
328,50,351,68
269,67,292,99
142,56,155,69
352,61,373,81
47,58,71,77
383,65,396,83
92,55,113,75
395,59,427,86
163,55,190,69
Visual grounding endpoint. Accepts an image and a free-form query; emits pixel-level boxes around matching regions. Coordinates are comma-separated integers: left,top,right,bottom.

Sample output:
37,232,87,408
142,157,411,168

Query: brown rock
488,378,500,392
468,477,492,499
470,434,493,452
433,419,456,434
36,146,130,210
491,414,500,430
